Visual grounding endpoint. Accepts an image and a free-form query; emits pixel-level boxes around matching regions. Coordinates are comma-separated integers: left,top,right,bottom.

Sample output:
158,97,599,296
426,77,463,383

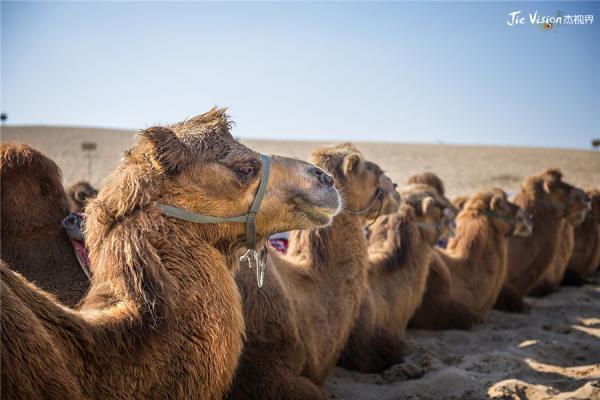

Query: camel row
1,107,598,399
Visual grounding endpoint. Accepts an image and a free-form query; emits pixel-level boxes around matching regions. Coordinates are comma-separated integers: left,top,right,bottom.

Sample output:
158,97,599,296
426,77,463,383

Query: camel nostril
309,167,334,187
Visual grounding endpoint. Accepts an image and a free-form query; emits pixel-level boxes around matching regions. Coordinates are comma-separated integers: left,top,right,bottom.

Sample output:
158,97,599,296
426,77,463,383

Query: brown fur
452,195,469,211
530,184,591,295
1,108,341,400
228,144,393,399
407,172,445,196
339,185,452,372
66,180,98,213
495,169,589,311
1,143,90,306
410,189,532,329
565,188,600,283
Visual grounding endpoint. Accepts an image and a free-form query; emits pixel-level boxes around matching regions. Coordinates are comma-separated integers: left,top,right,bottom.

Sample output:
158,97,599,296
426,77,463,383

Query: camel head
565,186,591,225
398,184,456,245
584,188,600,224
309,143,394,223
66,180,98,213
520,168,589,220
379,174,401,215
463,188,533,237
407,172,445,197
89,107,340,249
0,143,70,237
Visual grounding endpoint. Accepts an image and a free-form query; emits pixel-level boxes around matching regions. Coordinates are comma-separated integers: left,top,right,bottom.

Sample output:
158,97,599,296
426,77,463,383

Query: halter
157,154,271,287
484,210,518,235
346,187,384,227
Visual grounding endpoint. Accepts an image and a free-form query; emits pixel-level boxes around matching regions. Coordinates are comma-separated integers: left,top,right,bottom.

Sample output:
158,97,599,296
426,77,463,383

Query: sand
2,126,598,198
2,125,599,400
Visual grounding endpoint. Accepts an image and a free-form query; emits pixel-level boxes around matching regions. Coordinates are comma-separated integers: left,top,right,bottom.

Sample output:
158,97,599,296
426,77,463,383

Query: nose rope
346,187,384,216
156,154,271,287
345,187,384,227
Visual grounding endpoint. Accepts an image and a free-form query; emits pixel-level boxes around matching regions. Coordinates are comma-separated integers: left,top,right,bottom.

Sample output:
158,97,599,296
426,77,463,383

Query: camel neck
447,214,507,264
291,211,367,278
369,214,428,274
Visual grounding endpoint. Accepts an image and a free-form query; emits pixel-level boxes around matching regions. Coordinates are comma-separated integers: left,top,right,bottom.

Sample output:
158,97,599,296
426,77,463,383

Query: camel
564,188,600,284
228,143,396,400
529,186,591,296
1,108,342,400
1,143,90,306
495,169,591,312
409,188,533,330
65,180,98,212
338,184,455,372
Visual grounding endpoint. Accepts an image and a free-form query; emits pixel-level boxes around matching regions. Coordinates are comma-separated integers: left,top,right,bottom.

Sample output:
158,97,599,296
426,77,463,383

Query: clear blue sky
2,1,599,149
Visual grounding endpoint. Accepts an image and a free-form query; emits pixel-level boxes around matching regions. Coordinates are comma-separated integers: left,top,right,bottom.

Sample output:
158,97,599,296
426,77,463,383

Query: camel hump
1,143,69,236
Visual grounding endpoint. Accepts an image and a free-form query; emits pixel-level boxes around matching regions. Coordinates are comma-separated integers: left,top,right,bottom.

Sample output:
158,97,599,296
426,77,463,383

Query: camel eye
238,165,255,177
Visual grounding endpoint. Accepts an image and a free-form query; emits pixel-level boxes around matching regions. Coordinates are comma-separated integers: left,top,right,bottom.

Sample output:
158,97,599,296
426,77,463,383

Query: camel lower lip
292,197,338,226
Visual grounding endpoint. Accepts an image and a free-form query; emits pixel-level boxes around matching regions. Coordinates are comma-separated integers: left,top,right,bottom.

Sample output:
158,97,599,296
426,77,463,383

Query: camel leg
494,286,527,313
561,270,590,286
283,376,326,400
528,279,557,297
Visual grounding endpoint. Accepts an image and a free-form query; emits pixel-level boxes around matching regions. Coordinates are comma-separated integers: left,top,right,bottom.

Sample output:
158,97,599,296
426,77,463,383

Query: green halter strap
156,153,271,287
483,210,518,236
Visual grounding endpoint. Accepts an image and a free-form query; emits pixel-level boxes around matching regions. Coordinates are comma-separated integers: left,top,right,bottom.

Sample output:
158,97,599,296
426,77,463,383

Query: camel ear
343,153,361,174
140,126,192,175
490,195,504,211
422,196,435,215
543,178,556,194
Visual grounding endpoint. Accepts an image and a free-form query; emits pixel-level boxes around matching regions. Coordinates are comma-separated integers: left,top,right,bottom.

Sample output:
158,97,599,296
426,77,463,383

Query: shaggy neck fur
367,209,433,334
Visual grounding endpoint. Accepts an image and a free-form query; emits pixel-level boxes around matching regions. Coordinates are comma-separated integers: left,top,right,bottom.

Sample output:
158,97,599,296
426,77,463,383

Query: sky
1,1,599,149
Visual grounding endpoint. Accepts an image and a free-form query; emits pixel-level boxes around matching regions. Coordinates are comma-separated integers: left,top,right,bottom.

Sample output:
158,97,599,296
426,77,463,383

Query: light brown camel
338,184,455,372
494,169,590,312
65,180,98,212
410,188,533,330
228,143,396,400
1,143,90,306
1,108,341,400
529,186,591,296
564,188,600,284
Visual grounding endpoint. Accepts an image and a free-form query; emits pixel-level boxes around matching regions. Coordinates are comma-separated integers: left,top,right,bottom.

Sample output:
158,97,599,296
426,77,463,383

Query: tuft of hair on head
407,172,445,196
309,142,362,179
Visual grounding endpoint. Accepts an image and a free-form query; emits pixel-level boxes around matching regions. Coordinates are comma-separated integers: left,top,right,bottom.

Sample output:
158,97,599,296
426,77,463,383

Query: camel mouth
292,187,341,226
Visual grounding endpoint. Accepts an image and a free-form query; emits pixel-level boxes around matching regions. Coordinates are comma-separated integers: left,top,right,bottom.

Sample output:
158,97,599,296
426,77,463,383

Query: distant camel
564,188,600,284
1,108,341,400
1,143,90,306
495,169,590,312
65,180,98,212
410,188,533,329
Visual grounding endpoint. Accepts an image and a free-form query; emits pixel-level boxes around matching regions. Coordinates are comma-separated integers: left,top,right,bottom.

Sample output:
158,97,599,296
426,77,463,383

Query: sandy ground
1,126,598,198
2,125,599,399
